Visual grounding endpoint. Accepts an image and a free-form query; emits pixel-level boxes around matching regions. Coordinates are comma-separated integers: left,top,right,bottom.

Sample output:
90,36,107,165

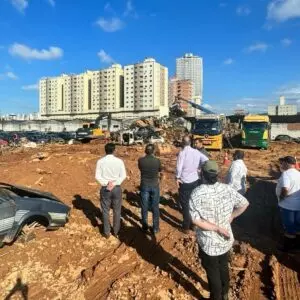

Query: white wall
271,123,300,140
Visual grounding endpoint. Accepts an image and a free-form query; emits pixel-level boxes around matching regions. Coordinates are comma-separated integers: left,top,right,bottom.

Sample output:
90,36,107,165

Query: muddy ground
0,142,299,300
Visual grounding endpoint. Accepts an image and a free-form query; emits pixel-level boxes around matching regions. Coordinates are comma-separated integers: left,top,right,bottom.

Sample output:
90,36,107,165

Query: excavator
172,97,225,150
75,113,111,142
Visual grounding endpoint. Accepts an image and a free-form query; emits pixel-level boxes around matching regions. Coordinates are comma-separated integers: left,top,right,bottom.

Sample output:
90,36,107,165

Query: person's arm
158,159,163,180
95,160,108,186
198,153,209,171
230,189,249,222
189,190,230,239
116,160,127,186
192,218,230,239
279,187,289,200
176,151,184,186
279,173,290,200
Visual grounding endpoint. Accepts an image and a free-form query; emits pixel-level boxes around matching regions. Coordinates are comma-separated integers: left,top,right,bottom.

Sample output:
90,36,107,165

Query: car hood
0,182,63,203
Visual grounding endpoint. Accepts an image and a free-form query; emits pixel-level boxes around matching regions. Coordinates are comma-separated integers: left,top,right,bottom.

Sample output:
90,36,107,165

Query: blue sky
0,0,300,115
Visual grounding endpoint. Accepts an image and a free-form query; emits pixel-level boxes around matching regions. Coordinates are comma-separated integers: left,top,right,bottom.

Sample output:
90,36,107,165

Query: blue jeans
280,208,300,235
140,186,160,232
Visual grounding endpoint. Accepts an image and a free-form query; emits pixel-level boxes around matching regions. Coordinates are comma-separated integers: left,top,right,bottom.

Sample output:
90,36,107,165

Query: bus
241,115,270,149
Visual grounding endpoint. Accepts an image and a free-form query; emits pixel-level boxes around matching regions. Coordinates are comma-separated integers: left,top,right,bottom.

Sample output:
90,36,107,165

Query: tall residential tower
176,53,203,114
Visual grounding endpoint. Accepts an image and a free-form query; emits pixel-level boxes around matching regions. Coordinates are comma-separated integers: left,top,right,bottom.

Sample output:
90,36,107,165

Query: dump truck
241,115,270,149
174,97,225,150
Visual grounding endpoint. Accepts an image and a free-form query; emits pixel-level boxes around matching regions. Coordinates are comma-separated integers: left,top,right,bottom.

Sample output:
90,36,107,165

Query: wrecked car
0,183,70,246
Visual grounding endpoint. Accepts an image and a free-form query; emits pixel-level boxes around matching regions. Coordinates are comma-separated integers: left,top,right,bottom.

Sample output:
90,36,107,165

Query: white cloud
223,58,234,65
236,5,251,16
246,42,270,53
11,0,28,13
9,43,63,60
22,84,38,91
97,49,114,64
0,72,18,80
124,0,138,18
281,38,292,47
96,17,124,32
267,0,300,22
47,0,55,7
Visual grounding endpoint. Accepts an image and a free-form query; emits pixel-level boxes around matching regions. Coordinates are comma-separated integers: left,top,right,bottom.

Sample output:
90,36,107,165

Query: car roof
0,182,62,203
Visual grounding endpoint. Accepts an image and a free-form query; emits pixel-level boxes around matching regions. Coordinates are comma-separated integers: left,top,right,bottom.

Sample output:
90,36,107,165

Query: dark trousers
100,186,122,235
140,186,160,231
199,249,230,300
179,180,199,230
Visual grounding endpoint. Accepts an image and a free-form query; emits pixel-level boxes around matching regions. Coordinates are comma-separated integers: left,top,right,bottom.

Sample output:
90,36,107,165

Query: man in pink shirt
176,135,208,233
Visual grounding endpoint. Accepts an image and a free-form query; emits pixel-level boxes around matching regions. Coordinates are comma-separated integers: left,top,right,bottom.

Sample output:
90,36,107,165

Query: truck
191,114,224,150
241,115,270,149
174,97,224,150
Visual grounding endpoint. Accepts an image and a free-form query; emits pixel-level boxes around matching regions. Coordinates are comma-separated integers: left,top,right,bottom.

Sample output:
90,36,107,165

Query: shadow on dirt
124,190,182,231
120,206,208,299
4,277,28,300
72,195,101,228
233,176,300,280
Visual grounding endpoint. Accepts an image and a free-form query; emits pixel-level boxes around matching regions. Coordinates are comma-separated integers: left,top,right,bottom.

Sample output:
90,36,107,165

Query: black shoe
142,225,149,233
113,233,119,239
103,233,111,239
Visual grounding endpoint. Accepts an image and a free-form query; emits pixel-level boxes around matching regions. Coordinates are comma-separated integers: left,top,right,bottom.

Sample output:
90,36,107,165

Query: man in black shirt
138,144,162,234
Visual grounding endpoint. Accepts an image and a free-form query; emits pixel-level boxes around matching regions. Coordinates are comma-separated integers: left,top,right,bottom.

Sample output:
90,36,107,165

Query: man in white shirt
190,160,249,300
95,143,127,238
276,156,300,252
226,150,248,195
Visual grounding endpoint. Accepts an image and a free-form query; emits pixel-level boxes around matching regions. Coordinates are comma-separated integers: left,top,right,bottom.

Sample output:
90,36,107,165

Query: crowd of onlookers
95,137,300,300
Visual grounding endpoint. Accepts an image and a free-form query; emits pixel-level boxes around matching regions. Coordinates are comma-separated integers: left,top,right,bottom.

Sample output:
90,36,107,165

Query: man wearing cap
276,156,300,252
176,135,208,233
190,160,249,300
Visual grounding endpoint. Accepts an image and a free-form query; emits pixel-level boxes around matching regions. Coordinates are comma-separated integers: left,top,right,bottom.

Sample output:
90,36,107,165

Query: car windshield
192,120,221,135
243,122,268,131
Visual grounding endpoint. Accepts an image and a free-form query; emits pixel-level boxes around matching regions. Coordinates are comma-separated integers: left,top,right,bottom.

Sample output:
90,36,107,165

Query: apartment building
176,53,203,115
123,58,169,118
40,64,124,119
40,59,169,120
168,78,195,116
268,96,297,116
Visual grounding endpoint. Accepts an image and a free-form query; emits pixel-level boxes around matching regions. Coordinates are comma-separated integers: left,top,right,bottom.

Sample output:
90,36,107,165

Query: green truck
241,115,270,149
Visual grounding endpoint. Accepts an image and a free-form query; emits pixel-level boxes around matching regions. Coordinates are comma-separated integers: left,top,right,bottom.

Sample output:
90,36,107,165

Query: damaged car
0,183,70,246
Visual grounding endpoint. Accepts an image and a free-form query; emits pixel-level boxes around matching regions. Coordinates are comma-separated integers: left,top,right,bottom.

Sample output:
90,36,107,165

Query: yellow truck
241,115,270,149
191,114,224,150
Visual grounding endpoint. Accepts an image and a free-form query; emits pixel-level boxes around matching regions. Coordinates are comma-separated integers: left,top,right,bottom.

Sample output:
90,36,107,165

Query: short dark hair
105,143,115,154
145,144,155,155
280,156,296,165
182,135,191,146
202,170,219,184
194,138,203,144
233,150,244,161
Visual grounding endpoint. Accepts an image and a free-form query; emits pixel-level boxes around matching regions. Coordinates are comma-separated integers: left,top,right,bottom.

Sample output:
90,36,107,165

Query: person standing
276,156,300,252
226,150,248,195
138,144,162,234
194,138,211,158
190,160,249,300
176,135,208,233
95,143,127,239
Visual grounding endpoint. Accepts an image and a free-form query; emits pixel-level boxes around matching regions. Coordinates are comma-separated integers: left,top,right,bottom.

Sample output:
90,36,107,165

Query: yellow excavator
75,113,111,142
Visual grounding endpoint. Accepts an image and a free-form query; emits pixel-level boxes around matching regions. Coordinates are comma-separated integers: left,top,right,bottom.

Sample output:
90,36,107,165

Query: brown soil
0,142,299,299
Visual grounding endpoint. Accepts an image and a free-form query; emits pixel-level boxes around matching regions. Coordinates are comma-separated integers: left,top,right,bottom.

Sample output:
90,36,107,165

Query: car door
0,197,17,240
